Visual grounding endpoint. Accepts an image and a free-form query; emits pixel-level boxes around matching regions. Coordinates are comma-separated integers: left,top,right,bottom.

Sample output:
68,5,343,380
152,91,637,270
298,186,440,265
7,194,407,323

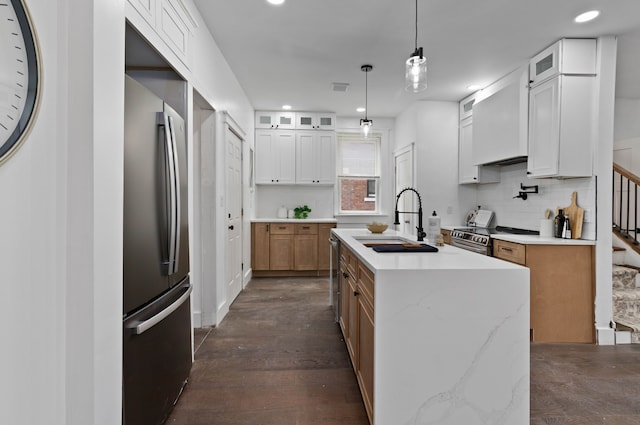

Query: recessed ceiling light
467,84,481,91
267,0,285,5
575,10,600,23
282,105,292,110
356,107,366,113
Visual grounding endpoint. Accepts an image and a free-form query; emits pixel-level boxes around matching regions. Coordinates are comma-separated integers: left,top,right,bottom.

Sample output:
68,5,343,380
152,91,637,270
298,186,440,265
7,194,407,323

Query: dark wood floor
168,277,640,425
167,277,369,425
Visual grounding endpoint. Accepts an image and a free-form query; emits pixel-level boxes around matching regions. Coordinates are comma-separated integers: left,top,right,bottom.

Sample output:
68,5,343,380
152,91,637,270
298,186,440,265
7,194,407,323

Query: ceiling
192,0,640,118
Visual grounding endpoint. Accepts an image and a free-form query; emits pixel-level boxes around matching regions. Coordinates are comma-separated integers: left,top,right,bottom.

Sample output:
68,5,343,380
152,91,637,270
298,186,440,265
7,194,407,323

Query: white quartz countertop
491,233,595,245
252,218,338,223
441,225,595,245
332,228,526,272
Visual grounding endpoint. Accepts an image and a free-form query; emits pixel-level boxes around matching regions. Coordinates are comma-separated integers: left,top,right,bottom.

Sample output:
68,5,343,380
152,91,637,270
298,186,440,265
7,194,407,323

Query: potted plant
293,205,311,219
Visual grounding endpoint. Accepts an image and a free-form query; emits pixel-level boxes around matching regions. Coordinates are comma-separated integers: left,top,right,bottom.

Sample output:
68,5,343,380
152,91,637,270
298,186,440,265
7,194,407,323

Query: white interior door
226,126,243,304
394,145,415,236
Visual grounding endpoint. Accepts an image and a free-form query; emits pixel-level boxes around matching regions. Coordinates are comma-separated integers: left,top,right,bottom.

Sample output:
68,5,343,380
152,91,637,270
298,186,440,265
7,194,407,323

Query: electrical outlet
584,209,592,223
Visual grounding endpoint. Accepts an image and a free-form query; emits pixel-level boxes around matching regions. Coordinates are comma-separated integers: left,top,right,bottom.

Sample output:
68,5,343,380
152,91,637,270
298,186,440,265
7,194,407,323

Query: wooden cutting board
556,192,584,239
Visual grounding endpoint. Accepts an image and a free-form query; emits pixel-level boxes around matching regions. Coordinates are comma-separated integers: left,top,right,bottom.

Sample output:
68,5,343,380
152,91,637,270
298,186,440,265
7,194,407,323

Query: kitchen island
332,228,530,425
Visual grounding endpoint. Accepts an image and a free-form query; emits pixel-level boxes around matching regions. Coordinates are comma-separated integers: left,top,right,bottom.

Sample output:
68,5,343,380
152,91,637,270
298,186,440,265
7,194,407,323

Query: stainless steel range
451,226,540,256
451,228,493,255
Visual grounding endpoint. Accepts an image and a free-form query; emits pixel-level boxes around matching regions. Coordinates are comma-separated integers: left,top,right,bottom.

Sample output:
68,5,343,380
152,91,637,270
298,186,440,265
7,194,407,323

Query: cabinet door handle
228,225,234,230
342,272,349,278
501,247,513,252
279,226,286,230
302,226,310,229
353,290,360,296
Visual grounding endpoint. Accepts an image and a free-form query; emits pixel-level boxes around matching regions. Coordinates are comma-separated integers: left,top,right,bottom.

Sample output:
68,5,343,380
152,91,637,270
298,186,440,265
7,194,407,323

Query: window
337,133,381,213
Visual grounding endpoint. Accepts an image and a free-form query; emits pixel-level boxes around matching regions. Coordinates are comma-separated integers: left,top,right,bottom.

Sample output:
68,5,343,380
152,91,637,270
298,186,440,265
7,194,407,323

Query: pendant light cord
414,0,418,51
365,69,368,120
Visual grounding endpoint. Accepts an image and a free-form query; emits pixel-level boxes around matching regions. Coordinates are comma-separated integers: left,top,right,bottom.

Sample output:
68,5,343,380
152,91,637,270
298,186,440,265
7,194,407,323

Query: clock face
0,0,40,164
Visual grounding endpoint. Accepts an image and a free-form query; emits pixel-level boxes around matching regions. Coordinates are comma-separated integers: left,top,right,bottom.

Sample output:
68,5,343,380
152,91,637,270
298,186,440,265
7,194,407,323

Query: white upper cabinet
527,38,596,179
295,112,336,130
529,38,596,87
126,0,197,69
527,75,595,178
458,92,499,184
458,117,500,184
254,110,336,185
471,67,529,166
254,129,296,184
295,131,336,184
255,111,296,129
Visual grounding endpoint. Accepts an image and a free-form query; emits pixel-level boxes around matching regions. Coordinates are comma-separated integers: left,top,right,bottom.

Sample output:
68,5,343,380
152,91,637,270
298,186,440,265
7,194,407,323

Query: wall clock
0,0,41,165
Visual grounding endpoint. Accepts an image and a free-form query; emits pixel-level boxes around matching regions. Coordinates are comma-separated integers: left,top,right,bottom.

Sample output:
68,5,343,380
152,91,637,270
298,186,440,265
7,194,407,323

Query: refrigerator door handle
157,112,178,276
167,113,181,275
128,283,193,335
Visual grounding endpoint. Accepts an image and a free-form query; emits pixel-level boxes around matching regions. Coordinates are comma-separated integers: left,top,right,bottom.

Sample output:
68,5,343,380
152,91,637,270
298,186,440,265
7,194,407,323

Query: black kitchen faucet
393,187,426,241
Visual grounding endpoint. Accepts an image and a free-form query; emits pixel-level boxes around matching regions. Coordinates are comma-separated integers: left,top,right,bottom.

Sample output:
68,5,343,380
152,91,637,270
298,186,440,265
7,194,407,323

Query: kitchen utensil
556,192,584,239
540,219,553,237
544,209,553,219
473,210,494,228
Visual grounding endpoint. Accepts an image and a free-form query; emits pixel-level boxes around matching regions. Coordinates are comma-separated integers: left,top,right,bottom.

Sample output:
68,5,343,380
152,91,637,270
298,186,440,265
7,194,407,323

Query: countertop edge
252,218,338,223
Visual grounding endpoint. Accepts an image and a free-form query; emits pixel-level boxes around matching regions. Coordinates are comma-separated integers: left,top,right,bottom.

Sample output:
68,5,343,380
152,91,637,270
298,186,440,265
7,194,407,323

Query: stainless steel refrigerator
122,75,192,425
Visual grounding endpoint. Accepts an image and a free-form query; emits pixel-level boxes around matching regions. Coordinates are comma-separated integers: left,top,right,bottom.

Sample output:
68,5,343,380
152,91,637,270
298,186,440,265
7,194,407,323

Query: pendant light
405,0,427,92
360,64,373,137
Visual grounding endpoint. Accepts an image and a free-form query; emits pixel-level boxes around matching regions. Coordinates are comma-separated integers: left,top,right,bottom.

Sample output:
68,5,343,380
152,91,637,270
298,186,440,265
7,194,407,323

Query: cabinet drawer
294,223,318,235
270,223,294,234
341,246,358,276
493,240,526,265
357,263,375,306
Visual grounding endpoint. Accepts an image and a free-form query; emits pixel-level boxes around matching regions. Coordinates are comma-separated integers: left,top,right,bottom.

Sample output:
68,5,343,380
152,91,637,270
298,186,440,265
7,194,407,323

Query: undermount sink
353,235,415,246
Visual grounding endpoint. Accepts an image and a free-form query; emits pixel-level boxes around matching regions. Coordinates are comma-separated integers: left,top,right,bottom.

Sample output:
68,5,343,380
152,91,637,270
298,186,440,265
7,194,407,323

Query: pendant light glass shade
360,65,373,137
406,47,427,92
360,118,372,137
405,0,427,92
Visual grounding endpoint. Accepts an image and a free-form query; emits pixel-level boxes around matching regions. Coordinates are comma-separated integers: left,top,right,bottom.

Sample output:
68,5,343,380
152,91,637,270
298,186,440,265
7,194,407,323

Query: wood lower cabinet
293,223,318,270
338,244,374,424
493,239,594,343
251,221,335,276
318,223,335,270
356,262,374,423
252,222,270,270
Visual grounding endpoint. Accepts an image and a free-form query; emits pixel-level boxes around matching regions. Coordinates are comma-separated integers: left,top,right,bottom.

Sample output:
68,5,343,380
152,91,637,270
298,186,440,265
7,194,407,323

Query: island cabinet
339,244,374,424
493,239,594,343
332,228,530,425
251,221,336,277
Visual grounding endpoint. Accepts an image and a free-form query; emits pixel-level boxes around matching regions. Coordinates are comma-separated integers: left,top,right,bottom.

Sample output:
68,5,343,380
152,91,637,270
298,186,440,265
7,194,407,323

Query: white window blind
338,135,380,177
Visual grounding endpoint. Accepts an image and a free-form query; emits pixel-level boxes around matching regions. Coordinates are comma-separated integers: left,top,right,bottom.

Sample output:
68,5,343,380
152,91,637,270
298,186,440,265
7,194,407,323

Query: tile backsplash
475,163,596,240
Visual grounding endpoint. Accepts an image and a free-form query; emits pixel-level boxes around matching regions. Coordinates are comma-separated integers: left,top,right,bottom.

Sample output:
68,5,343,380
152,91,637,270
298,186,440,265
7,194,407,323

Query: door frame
224,120,245,304
215,112,246,323
393,143,416,235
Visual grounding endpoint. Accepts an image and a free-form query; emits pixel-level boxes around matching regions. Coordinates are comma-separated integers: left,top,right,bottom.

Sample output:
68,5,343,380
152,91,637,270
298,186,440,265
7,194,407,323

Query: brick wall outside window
340,179,375,211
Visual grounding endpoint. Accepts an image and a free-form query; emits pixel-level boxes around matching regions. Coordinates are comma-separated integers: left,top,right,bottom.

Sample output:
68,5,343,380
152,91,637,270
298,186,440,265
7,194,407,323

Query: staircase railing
613,163,640,245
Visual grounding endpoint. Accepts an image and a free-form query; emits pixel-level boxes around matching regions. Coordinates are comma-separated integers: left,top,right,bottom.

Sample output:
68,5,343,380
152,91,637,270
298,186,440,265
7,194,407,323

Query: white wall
395,101,476,227
476,165,596,239
0,0,254,424
615,98,640,142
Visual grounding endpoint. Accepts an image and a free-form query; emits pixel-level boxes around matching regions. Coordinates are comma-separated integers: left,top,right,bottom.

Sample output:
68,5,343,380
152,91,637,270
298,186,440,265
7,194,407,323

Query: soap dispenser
427,211,441,245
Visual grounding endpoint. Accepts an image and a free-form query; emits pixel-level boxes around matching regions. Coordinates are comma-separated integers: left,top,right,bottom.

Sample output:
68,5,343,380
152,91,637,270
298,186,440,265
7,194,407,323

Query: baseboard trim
596,327,616,345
